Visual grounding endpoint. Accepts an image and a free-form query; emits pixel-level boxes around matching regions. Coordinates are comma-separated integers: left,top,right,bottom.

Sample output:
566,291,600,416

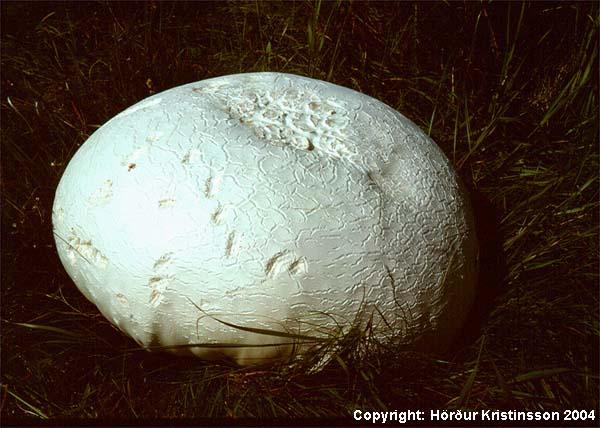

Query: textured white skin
52,72,477,365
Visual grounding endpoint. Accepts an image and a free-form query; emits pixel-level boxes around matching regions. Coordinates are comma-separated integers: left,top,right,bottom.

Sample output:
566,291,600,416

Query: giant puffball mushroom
52,72,478,366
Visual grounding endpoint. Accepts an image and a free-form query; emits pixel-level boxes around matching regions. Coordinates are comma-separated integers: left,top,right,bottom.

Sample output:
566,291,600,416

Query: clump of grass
1,0,598,421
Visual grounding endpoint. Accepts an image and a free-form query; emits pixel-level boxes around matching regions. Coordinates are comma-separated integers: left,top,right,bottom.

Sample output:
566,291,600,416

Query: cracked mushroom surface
52,72,478,366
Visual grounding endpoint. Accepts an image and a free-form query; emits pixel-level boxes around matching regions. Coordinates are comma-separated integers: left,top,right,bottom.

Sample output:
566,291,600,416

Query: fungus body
52,72,478,365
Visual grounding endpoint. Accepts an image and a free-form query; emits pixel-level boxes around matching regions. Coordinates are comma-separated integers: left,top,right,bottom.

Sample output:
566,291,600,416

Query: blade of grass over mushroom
52,232,92,264
186,297,326,342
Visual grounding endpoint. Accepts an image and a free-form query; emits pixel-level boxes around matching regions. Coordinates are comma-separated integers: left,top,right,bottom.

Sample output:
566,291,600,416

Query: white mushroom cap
52,72,478,365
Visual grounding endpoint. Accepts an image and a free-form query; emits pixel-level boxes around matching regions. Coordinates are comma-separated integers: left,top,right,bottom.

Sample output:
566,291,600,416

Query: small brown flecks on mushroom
153,252,173,270
123,146,146,168
158,199,175,208
146,134,161,143
204,175,212,198
207,174,222,198
181,151,190,165
182,148,202,166
128,163,136,171
89,179,113,206
147,275,171,307
366,170,384,192
264,251,286,277
288,257,307,275
54,206,65,222
211,203,223,225
264,251,307,278
148,276,162,285
116,293,129,307
66,235,109,268
149,289,162,306
225,231,236,257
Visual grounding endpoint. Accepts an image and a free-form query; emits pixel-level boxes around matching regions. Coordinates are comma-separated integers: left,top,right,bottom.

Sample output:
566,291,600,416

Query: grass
1,0,598,423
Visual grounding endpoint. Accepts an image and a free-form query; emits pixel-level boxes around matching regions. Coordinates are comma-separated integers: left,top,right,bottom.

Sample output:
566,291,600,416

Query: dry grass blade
491,358,515,405
5,389,48,420
455,336,485,409
511,368,572,384
13,322,82,338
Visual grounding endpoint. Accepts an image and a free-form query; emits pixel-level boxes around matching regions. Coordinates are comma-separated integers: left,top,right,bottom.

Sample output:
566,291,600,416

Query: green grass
1,0,598,422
